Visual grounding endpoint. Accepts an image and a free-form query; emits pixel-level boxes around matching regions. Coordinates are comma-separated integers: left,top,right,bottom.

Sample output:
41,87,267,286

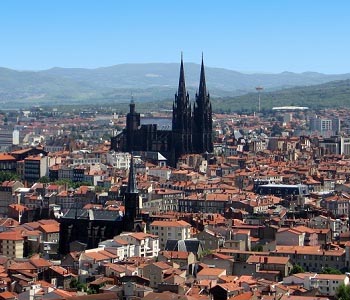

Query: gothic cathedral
111,55,213,166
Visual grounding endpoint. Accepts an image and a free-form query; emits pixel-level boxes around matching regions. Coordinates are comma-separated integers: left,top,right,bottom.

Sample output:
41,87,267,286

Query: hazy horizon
2,62,350,76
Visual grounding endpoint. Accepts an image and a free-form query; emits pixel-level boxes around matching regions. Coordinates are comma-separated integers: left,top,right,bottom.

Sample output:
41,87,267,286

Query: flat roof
272,106,309,111
259,184,307,188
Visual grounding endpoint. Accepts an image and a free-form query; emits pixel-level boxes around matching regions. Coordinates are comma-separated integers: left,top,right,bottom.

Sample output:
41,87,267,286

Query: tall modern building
111,56,213,166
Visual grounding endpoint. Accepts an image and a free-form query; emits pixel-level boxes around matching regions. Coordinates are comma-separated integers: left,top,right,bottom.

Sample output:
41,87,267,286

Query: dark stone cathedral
111,56,214,166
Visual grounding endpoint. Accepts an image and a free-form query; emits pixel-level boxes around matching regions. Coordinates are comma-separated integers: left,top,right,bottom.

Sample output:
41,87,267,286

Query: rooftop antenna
256,86,264,113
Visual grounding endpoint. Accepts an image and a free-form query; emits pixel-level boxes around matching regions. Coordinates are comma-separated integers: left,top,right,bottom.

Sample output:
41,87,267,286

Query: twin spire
176,53,208,105
172,53,212,156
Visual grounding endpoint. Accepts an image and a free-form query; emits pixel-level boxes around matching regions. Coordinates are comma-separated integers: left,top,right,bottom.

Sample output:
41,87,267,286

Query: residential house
273,245,346,272
43,266,74,289
321,193,350,217
150,220,192,249
246,255,292,280
194,228,225,251
0,231,24,258
209,283,243,300
196,267,226,283
276,228,305,246
78,249,117,277
284,273,350,297
141,261,173,288
158,250,196,269
0,181,24,216
115,232,159,258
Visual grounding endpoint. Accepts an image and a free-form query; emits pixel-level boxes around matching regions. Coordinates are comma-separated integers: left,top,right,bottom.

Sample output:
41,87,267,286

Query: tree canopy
336,283,350,300
290,264,305,275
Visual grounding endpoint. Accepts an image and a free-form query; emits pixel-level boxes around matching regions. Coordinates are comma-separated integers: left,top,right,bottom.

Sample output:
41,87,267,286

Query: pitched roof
38,224,59,233
0,231,23,241
246,255,290,265
160,250,190,260
29,257,53,268
0,153,16,161
151,220,191,227
197,267,226,276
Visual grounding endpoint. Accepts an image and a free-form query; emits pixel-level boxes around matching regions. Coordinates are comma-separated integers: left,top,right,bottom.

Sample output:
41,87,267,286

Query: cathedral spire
198,53,207,98
177,52,186,98
126,156,138,194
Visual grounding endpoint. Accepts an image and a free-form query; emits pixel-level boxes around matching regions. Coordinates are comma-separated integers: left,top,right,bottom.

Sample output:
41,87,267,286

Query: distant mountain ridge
1,63,350,107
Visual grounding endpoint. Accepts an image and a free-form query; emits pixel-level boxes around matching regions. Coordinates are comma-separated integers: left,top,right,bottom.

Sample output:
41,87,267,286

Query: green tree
54,178,72,187
71,181,92,189
290,264,305,275
38,176,50,183
0,171,20,182
336,283,350,300
69,278,87,292
322,267,342,275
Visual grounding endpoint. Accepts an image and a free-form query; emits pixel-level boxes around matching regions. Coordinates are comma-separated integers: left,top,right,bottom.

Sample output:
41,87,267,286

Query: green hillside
213,79,350,112
1,64,350,108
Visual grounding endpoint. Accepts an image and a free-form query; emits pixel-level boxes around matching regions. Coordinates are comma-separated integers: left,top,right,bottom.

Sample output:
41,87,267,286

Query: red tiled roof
151,220,191,227
39,224,59,233
0,291,17,299
0,153,16,161
0,231,23,241
197,267,225,276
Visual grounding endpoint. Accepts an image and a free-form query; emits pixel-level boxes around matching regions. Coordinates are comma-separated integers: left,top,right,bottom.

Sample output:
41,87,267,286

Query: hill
213,79,350,112
1,63,350,107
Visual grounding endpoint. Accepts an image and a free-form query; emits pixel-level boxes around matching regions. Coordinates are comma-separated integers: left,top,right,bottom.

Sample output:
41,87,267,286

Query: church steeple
123,156,141,232
126,96,140,152
126,156,138,194
172,53,192,162
177,52,187,99
193,55,213,154
198,53,207,99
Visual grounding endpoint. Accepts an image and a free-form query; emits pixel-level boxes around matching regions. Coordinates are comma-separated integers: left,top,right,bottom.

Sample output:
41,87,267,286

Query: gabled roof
165,239,202,254
151,220,191,227
197,267,226,276
0,231,23,241
38,224,59,233
0,153,16,161
29,257,53,268
247,255,289,265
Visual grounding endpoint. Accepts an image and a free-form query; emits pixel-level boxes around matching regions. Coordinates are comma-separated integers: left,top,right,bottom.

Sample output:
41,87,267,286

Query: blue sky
1,0,350,73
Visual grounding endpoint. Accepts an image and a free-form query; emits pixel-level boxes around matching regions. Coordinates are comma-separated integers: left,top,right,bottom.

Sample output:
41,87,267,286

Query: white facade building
106,151,131,170
150,220,192,249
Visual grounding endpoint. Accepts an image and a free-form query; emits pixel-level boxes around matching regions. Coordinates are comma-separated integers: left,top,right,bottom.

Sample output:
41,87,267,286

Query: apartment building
0,230,24,258
284,273,349,296
115,232,159,258
150,220,192,249
24,154,48,184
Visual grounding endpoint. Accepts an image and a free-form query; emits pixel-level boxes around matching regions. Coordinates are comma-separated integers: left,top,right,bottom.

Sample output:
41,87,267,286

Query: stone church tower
172,54,193,162
123,156,143,232
193,55,214,154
